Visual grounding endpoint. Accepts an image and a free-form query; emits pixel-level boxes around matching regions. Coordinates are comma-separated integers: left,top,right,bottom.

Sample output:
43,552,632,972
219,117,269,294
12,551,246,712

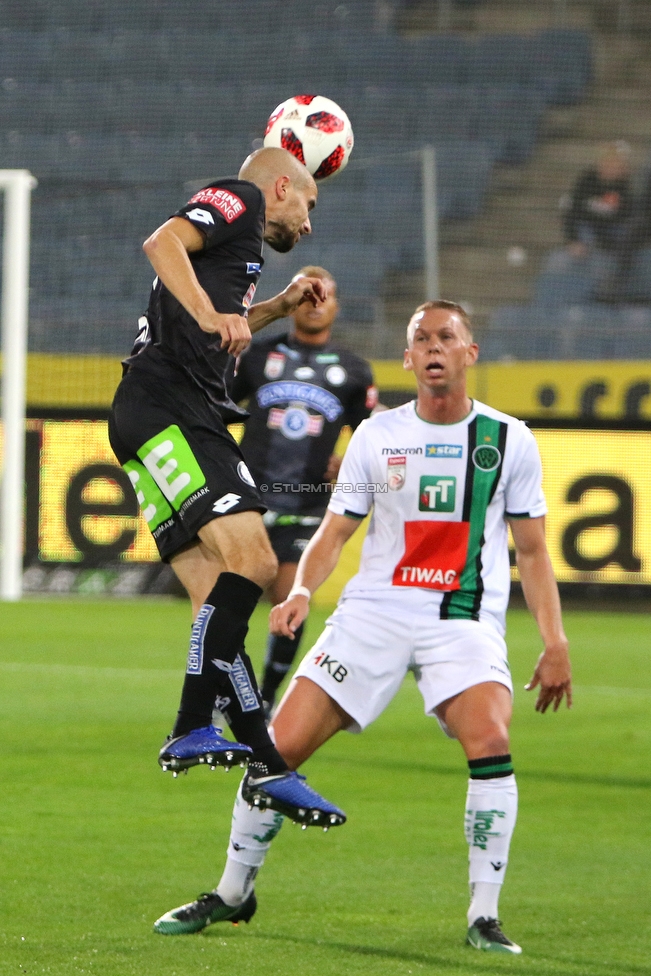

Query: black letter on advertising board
562,475,641,572
579,382,608,417
624,381,651,419
66,463,138,564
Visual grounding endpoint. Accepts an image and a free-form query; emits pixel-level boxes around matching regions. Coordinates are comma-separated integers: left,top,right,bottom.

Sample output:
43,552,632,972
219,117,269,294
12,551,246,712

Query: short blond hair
408,299,473,343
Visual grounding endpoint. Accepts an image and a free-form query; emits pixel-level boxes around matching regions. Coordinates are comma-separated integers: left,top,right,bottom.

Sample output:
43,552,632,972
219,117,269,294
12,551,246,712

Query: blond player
155,300,571,948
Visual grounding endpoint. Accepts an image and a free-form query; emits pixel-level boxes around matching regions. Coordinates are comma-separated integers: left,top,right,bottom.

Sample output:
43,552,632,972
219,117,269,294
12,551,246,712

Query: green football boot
466,916,522,954
154,889,256,935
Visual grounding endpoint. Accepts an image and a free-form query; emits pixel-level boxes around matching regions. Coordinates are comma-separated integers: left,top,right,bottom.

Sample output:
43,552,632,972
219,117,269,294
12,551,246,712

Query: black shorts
264,513,323,564
108,369,265,561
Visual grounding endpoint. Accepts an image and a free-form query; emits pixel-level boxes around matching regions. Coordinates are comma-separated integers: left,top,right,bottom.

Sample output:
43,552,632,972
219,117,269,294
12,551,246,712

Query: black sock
172,572,287,774
260,623,305,707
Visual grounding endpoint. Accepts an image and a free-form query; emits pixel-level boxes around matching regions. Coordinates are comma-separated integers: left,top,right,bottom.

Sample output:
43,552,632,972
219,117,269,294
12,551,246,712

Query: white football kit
293,399,547,732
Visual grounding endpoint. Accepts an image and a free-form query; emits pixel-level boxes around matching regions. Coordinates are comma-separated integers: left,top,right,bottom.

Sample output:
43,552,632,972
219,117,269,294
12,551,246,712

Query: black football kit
109,178,266,563
232,330,376,708
108,177,288,773
232,330,375,557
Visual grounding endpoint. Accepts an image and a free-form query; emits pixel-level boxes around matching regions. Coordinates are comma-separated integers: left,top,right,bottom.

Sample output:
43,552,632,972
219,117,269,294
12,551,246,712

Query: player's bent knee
223,549,277,590
468,725,510,759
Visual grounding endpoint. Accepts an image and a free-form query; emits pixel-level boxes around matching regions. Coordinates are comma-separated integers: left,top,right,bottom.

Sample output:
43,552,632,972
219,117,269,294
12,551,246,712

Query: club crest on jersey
472,444,501,472
264,352,286,379
387,455,406,491
257,382,343,422
268,404,323,440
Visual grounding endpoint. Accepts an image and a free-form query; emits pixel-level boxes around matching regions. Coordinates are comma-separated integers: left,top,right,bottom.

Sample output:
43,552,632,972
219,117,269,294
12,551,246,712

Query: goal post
0,169,37,601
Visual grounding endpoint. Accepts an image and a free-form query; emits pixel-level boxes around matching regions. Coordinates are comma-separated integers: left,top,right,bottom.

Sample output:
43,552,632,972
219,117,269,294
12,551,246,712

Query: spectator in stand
546,141,634,301
563,141,633,260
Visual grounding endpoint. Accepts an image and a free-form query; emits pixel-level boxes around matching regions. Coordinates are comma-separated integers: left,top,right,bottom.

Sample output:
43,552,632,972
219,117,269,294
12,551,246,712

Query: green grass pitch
0,599,649,976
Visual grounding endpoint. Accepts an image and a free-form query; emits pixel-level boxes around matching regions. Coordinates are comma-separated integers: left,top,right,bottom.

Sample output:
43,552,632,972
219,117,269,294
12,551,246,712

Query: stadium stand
0,1,594,356
486,303,651,360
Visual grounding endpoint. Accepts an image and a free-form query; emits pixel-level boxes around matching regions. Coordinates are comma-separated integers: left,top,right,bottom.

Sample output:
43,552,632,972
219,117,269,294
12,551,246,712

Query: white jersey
327,399,546,632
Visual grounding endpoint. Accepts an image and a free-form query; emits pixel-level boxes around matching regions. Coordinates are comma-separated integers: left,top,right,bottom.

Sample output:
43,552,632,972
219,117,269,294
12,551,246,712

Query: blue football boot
241,769,346,829
158,725,252,775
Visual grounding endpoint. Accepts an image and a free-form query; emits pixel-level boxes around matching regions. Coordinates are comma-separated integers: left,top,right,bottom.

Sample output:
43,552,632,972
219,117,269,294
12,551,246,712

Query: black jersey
124,177,265,421
232,332,377,515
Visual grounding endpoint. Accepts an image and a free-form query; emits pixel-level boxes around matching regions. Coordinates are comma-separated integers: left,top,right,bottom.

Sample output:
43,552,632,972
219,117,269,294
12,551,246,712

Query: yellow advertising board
320,425,651,599
372,360,651,420
18,419,651,599
22,354,651,420
531,428,651,584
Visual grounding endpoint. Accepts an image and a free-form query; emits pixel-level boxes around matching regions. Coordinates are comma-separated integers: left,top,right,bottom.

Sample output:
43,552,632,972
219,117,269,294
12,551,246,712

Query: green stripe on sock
470,762,513,778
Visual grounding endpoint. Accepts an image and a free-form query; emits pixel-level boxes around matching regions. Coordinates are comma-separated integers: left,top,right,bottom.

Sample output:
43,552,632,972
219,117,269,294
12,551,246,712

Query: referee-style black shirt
232,332,376,515
124,177,265,421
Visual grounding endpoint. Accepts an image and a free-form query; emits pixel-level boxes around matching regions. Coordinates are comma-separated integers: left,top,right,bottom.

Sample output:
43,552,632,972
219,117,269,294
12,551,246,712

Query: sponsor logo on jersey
211,654,259,712
472,444,501,471
264,352,285,379
312,651,348,683
294,365,315,380
186,604,214,674
185,207,215,226
246,262,261,274
188,187,246,223
381,446,423,455
325,364,347,386
242,282,256,309
387,455,406,491
276,342,301,360
315,353,339,364
426,444,463,458
392,520,470,591
419,475,456,513
237,460,256,487
257,381,343,421
268,404,323,440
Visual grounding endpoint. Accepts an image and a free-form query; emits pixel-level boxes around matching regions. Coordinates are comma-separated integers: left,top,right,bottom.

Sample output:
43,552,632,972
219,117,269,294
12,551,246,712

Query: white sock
216,781,285,906
468,881,501,925
464,773,518,926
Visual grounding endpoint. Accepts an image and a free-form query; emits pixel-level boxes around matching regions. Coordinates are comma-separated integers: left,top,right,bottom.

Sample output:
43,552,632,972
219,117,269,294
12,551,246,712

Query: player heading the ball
109,146,346,831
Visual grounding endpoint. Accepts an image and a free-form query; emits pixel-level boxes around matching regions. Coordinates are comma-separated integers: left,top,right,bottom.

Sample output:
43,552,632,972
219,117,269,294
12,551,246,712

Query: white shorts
293,595,513,735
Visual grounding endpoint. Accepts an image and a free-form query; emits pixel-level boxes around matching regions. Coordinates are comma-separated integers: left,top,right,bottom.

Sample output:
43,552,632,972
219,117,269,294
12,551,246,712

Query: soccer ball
263,95,354,181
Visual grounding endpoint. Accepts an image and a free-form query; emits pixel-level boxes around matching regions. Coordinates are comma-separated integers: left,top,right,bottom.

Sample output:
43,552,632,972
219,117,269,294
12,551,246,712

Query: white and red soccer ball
263,95,354,181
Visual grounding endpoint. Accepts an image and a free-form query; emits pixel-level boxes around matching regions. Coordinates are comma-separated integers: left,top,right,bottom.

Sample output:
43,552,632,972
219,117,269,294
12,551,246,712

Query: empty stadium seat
486,303,651,361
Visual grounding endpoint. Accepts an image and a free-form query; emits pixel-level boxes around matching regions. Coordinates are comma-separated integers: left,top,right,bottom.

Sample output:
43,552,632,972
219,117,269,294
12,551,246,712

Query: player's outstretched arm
269,511,361,638
509,516,572,713
143,218,251,355
248,275,328,333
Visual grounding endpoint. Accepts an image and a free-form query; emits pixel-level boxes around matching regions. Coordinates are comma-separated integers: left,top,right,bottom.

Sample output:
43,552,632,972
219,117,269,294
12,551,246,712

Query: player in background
154,300,572,946
109,148,346,845
231,265,377,715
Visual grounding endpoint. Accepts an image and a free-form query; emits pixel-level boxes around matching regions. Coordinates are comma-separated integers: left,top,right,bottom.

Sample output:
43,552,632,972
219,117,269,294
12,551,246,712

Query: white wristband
288,585,311,601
